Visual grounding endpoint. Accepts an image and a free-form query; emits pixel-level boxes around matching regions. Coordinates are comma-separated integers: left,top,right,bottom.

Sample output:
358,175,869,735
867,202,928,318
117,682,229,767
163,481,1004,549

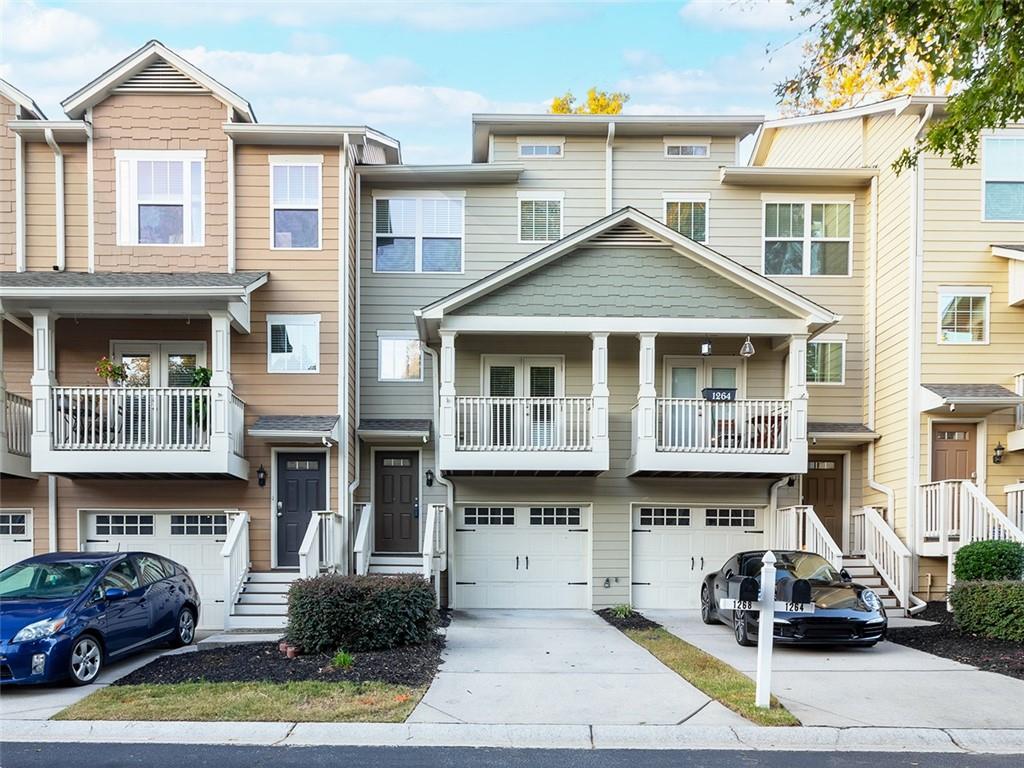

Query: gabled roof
416,207,839,335
62,40,256,122
0,79,46,119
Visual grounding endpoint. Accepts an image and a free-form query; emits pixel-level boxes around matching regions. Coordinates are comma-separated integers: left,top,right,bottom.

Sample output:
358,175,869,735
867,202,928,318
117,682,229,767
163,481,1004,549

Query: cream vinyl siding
0,96,16,269
24,142,55,271
762,118,865,168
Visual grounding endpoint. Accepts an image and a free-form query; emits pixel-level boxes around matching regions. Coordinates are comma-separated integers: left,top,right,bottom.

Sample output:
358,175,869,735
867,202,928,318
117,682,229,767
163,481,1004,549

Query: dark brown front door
932,423,977,481
276,452,326,567
374,451,419,553
803,454,844,545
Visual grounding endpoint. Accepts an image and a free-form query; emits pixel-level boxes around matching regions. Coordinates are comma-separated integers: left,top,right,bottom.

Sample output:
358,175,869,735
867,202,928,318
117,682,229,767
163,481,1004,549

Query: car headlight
12,617,66,643
861,590,881,611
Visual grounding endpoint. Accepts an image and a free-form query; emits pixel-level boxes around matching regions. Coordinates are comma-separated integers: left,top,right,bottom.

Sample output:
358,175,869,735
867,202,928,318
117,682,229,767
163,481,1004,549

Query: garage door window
0,513,27,535
638,507,690,526
705,508,756,527
95,514,154,536
170,514,229,536
529,506,582,526
464,507,514,525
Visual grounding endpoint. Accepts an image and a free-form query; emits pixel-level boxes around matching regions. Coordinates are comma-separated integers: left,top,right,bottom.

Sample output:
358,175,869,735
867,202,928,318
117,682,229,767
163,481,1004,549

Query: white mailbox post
718,550,815,708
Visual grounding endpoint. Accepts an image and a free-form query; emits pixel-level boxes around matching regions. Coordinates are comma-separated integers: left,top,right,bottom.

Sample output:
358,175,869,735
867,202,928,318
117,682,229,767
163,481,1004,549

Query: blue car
0,552,200,685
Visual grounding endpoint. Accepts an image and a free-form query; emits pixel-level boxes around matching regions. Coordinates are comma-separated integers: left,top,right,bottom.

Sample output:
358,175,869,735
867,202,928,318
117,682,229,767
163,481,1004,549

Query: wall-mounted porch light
425,469,435,487
700,338,713,356
256,464,267,487
993,442,1006,464
739,336,756,358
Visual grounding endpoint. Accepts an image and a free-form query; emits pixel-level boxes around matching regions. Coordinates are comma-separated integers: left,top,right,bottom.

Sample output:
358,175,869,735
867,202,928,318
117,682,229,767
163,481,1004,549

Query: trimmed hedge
287,574,438,653
949,581,1024,642
953,540,1024,582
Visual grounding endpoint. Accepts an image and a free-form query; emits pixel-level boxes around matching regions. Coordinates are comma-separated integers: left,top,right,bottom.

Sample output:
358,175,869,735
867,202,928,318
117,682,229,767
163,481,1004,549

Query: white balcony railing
1008,483,1024,531
5,392,31,457
51,386,213,451
220,511,250,628
919,480,964,545
455,396,592,452
656,398,791,454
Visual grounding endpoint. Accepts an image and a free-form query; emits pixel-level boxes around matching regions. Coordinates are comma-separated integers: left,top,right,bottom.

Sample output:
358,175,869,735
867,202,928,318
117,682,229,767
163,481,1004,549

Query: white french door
484,356,564,448
662,357,744,449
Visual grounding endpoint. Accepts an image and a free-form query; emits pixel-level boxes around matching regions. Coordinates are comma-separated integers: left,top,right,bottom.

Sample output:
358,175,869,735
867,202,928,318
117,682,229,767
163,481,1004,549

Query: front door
803,454,845,546
374,451,419,553
276,453,327,567
932,423,978,481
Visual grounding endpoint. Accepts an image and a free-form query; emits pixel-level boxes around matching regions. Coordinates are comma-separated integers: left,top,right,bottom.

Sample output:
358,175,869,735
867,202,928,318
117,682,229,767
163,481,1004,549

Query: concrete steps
368,553,422,576
841,556,905,617
225,570,302,630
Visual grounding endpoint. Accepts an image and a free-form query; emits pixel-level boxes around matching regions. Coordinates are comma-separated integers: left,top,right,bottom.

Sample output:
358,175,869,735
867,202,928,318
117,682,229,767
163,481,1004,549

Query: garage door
0,509,34,568
632,505,763,610
82,511,230,629
454,505,589,609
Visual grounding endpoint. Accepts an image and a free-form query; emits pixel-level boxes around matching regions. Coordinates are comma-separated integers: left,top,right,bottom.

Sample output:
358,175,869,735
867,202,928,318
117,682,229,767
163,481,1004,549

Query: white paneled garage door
632,505,763,610
454,504,590,609
82,510,231,629
0,509,34,569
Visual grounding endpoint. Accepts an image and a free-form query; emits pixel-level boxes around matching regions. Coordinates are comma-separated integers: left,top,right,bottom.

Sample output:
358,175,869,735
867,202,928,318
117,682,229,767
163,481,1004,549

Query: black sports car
700,550,887,647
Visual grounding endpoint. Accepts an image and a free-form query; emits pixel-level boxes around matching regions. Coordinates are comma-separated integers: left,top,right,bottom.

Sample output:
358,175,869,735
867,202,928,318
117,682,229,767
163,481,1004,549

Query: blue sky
2,1,810,163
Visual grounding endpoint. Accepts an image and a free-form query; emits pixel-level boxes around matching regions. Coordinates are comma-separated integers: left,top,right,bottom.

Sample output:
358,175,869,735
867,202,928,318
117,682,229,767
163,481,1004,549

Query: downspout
347,172,363,532
768,475,794,547
423,343,455,606
338,134,351,570
48,476,58,552
605,122,615,214
226,134,236,274
15,130,25,271
86,108,95,273
43,128,65,271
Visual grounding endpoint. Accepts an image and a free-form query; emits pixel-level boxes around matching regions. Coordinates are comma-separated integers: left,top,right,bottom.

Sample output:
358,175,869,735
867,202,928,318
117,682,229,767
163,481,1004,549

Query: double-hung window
116,150,204,245
763,199,852,276
982,134,1024,220
806,337,846,385
271,156,322,249
267,314,321,373
374,194,464,273
518,191,563,243
378,331,422,382
938,286,990,344
664,193,709,242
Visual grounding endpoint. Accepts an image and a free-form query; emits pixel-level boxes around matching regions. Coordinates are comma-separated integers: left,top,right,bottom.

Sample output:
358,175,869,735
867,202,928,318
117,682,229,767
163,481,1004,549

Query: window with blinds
374,196,463,272
938,290,989,344
665,199,708,242
267,314,321,373
519,196,562,242
271,158,322,249
983,135,1024,220
116,151,204,245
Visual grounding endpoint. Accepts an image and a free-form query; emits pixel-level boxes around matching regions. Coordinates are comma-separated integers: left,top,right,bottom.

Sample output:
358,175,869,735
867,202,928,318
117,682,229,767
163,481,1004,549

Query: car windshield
0,562,103,600
773,552,840,583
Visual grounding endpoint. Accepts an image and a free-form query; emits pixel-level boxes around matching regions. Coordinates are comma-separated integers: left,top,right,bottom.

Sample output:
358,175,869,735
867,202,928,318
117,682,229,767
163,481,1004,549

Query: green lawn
624,627,800,727
54,680,425,722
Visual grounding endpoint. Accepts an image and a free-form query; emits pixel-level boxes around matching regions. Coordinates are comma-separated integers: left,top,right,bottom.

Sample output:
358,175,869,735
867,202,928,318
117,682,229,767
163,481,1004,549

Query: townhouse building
1,42,1021,629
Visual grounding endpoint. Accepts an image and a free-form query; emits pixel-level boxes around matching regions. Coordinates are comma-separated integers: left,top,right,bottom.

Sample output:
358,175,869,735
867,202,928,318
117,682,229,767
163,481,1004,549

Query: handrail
297,511,326,580
919,479,1024,557
353,503,372,576
860,506,912,608
655,398,791,454
803,506,844,571
772,505,843,571
220,511,249,627
422,504,437,581
1007,482,1024,531
1015,371,1023,431
961,480,1024,545
422,504,448,607
5,392,32,457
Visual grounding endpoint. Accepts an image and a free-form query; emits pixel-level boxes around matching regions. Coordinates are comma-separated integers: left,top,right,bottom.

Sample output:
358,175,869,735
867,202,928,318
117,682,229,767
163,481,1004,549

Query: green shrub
331,650,354,669
953,540,1024,581
287,574,437,654
949,580,1024,642
610,604,633,619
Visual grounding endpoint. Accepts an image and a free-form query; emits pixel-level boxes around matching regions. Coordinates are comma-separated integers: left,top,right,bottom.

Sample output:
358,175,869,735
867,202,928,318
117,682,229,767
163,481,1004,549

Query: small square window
938,291,989,344
519,196,562,242
764,201,851,277
267,314,320,373
665,199,708,242
807,341,845,384
378,334,422,381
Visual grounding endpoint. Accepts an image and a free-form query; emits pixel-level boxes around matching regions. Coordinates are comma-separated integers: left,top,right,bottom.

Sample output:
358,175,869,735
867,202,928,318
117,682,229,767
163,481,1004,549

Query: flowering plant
94,356,127,384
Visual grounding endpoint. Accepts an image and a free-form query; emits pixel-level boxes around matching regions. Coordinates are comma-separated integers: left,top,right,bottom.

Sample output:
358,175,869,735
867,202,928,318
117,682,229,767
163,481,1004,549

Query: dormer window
664,139,710,158
116,150,205,246
517,137,564,158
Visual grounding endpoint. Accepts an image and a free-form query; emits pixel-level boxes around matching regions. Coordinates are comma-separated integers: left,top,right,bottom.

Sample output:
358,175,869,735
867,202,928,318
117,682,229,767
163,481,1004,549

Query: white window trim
662,192,711,243
114,149,206,247
517,136,565,158
980,130,1024,222
269,154,323,251
377,329,424,383
806,335,847,386
266,313,322,374
936,285,991,346
372,191,466,274
761,195,855,278
517,190,564,245
663,137,711,158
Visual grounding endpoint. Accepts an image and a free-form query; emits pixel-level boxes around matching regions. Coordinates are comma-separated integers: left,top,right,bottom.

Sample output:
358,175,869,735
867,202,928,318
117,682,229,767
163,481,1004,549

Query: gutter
43,128,65,271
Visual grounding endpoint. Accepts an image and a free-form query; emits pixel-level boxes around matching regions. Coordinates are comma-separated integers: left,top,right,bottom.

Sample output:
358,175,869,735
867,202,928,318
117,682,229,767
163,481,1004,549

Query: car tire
170,606,197,648
700,585,720,625
734,612,755,647
68,635,103,686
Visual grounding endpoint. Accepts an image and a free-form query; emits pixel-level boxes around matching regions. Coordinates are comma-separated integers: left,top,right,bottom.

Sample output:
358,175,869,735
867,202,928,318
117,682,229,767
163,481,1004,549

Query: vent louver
586,222,664,248
113,60,207,94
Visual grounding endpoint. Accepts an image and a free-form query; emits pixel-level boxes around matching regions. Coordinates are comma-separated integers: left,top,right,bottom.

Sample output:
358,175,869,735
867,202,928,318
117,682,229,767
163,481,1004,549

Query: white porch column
30,309,56,457
590,333,609,461
635,332,658,459
787,333,809,462
208,310,233,458
438,331,457,444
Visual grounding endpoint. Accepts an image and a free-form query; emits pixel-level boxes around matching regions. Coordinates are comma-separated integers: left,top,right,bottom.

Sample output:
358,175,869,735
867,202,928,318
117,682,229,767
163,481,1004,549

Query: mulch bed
887,601,1024,681
113,636,444,687
595,608,661,631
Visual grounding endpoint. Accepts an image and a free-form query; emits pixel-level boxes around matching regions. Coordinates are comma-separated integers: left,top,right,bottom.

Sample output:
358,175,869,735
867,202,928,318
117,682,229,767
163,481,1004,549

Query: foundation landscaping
56,574,445,723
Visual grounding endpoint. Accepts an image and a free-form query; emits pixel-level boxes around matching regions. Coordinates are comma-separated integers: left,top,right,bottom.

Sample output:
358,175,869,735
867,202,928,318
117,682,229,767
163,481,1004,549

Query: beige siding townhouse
0,42,399,629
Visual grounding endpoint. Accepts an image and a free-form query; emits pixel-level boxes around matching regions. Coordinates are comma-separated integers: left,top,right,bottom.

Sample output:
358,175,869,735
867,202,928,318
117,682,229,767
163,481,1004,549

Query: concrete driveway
410,610,746,726
648,610,1024,729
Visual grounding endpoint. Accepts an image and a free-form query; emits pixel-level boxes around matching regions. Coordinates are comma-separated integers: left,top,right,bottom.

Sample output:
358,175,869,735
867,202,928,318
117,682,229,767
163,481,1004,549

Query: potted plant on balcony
191,366,213,431
94,356,127,386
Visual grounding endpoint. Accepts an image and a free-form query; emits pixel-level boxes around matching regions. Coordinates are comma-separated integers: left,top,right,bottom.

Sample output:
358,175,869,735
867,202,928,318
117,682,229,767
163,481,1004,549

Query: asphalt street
2,743,1020,768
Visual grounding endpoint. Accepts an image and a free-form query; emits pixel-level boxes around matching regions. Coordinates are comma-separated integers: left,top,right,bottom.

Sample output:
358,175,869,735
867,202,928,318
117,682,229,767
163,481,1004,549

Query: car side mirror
724,569,734,579
104,587,128,601
839,568,852,583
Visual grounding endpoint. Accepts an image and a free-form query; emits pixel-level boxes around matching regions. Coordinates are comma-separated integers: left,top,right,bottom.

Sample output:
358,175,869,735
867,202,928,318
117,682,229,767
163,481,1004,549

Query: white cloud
679,0,804,32
1,1,101,54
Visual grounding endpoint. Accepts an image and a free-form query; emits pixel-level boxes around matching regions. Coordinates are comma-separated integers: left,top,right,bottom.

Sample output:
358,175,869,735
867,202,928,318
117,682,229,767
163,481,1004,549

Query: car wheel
170,607,196,647
734,612,755,647
68,635,103,685
700,585,720,625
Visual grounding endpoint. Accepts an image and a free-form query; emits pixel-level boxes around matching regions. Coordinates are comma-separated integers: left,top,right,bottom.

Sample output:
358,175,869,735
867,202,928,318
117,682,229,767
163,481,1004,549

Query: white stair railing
353,503,373,576
919,480,1024,556
772,505,843,571
421,504,448,577
220,511,250,627
918,480,963,552
1007,483,1024,531
298,510,331,580
960,481,1024,546
860,506,912,608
